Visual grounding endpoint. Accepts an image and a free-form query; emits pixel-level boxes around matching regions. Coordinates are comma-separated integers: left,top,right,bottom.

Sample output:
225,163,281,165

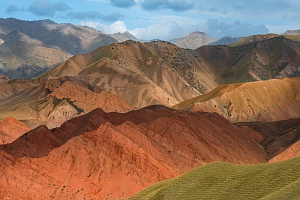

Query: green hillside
128,157,300,200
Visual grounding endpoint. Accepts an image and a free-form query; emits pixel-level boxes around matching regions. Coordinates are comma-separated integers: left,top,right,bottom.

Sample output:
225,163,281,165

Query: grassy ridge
229,34,300,47
128,157,300,200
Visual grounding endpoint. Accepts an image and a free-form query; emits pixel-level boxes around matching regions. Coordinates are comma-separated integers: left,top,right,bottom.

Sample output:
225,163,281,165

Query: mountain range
0,18,300,200
38,36,300,110
0,18,136,79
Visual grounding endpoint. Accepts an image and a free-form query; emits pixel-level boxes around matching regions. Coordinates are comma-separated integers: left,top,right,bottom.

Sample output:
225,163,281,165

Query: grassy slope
128,157,300,200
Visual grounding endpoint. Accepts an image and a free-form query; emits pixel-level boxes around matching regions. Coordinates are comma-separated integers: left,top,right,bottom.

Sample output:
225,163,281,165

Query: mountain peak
170,31,216,49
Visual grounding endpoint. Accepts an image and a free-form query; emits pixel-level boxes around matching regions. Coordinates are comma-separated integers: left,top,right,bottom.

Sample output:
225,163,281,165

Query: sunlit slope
173,77,300,122
129,157,300,200
41,40,221,107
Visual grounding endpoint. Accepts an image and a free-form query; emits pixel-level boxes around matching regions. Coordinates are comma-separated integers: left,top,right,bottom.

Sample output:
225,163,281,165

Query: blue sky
1,0,300,40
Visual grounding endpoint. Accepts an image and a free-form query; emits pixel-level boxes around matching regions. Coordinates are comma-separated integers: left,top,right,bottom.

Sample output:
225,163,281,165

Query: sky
1,0,300,40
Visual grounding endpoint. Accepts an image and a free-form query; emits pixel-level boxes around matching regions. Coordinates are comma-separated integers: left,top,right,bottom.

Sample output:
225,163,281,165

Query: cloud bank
5,5,25,14
27,0,70,17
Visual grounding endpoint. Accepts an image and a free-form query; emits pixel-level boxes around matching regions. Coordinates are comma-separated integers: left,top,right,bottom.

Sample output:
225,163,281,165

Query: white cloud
129,16,205,40
80,21,127,34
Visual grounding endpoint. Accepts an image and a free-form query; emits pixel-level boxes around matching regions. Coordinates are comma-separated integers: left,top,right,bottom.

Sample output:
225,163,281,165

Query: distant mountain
283,29,300,35
109,31,138,42
170,32,216,49
0,18,118,55
0,18,120,79
0,30,72,79
210,36,242,45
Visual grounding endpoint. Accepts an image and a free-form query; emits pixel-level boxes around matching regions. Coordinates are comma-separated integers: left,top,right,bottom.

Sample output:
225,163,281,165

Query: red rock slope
0,117,31,144
0,107,266,200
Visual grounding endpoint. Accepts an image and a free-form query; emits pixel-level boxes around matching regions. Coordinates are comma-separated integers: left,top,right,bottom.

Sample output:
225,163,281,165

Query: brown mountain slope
269,141,300,162
238,118,300,160
195,36,300,84
0,107,266,200
173,77,300,123
170,32,216,49
0,117,31,144
0,77,132,129
41,36,300,109
229,34,281,46
0,78,43,99
41,40,221,107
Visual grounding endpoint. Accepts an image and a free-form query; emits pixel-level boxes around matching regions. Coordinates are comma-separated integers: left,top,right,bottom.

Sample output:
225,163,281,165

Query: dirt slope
173,77,300,123
0,107,266,200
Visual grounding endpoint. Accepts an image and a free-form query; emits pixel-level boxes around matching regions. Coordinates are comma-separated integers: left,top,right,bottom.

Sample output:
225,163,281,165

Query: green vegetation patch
222,53,255,84
94,46,112,62
128,157,300,200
